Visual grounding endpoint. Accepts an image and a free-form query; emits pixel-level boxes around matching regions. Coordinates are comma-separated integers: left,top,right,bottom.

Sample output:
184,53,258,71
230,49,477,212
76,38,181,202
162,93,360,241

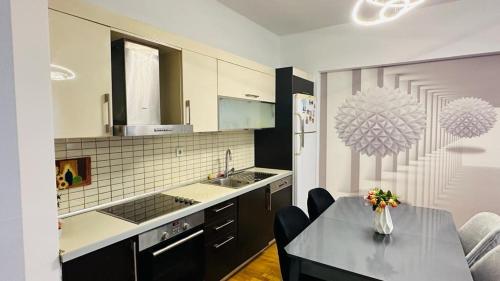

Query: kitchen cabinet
218,97,275,130
237,186,273,263
62,238,137,281
218,60,275,103
182,50,218,132
266,185,293,242
49,10,113,138
205,199,239,281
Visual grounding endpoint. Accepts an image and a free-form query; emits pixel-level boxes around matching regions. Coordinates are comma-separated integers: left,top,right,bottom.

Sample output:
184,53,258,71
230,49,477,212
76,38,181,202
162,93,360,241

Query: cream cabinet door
218,60,275,103
49,10,112,138
182,50,218,132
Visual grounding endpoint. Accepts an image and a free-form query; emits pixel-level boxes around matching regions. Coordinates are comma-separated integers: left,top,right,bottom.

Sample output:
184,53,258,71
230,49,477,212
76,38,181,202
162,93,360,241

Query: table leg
288,257,301,281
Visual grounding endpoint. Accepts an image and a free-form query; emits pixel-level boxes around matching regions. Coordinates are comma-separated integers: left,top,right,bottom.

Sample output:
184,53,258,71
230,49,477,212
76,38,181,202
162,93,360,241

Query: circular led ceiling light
335,87,426,157
352,0,425,26
50,64,76,81
440,97,497,138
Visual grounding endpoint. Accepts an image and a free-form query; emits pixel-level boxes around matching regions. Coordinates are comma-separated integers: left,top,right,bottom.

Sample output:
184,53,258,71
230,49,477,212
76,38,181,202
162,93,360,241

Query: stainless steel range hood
111,39,192,136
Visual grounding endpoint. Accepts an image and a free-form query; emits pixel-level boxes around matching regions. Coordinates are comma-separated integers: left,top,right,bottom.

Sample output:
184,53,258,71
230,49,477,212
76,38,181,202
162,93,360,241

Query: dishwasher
264,175,293,243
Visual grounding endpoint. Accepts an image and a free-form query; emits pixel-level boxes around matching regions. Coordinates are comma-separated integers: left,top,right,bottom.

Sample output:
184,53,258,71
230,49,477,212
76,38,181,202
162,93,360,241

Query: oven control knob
161,231,169,240
182,223,190,230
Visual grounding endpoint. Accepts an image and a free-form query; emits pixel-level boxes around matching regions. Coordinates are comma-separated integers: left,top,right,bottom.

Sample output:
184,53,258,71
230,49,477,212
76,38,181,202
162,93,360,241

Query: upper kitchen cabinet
49,10,112,138
182,50,218,132
218,60,275,103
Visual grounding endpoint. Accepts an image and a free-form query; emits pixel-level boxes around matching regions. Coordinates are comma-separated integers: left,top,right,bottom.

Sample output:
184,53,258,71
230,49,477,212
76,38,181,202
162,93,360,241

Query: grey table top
285,196,473,281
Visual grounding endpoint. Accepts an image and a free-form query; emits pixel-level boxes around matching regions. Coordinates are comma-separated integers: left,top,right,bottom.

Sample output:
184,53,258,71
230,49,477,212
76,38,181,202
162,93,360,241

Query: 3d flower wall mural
335,87,426,157
440,97,497,138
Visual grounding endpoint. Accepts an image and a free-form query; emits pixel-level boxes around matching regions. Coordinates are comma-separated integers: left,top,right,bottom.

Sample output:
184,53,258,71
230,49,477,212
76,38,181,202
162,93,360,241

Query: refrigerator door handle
294,113,305,155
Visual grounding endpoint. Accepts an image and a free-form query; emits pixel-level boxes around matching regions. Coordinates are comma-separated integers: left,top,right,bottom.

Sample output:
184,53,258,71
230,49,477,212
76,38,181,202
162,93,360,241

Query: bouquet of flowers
366,188,400,213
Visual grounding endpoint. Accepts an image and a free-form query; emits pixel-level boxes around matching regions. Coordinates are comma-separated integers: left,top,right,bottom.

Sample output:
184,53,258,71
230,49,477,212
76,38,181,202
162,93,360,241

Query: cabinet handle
294,113,305,155
132,241,138,281
245,94,260,99
185,100,191,125
213,236,235,249
214,219,234,231
213,202,234,213
266,188,272,211
153,230,204,257
104,93,112,133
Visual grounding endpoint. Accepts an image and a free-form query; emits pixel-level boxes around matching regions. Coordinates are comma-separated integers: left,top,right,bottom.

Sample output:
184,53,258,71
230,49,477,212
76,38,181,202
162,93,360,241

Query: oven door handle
152,229,204,257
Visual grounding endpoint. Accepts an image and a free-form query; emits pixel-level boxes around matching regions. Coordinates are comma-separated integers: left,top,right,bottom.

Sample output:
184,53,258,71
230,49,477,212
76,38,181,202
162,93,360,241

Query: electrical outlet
176,147,184,157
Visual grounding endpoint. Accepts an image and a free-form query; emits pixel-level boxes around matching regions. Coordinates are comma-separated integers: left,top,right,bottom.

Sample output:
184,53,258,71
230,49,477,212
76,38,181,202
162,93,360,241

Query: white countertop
59,167,292,262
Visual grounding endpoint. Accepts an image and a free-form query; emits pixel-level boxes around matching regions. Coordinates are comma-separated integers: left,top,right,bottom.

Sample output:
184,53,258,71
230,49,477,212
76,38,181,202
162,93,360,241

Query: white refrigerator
293,93,318,214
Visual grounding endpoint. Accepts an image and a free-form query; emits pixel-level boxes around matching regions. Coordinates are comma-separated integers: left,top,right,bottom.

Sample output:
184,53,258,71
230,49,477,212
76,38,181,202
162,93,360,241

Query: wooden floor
228,243,282,281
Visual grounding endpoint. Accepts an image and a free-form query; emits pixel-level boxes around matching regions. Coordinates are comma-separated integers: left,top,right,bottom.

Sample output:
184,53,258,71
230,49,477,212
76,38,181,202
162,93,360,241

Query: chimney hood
111,39,192,136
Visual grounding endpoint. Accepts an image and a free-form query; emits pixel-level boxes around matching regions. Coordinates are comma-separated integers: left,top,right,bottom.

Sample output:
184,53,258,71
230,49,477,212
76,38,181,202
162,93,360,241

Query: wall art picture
55,157,91,189
324,54,500,226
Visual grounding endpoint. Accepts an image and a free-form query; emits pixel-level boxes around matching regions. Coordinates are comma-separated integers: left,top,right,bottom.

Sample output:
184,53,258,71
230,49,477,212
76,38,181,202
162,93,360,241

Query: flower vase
374,208,393,235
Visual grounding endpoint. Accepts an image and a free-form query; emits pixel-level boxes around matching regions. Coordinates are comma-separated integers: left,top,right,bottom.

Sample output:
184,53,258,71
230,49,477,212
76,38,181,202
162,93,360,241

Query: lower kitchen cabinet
62,238,137,281
205,233,239,281
237,186,273,264
204,199,239,281
61,183,292,281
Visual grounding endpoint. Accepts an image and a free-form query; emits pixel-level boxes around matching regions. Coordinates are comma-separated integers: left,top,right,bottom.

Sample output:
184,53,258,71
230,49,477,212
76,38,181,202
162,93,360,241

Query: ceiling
384,54,500,106
218,0,458,35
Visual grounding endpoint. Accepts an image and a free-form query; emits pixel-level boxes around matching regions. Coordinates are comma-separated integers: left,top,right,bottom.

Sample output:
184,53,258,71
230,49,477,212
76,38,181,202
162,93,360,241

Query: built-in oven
137,211,205,281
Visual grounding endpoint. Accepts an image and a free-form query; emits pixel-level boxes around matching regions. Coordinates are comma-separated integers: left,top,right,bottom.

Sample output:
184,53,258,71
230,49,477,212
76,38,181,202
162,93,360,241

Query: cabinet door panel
205,232,238,281
182,50,218,132
62,238,136,281
49,10,112,138
218,60,275,103
238,187,270,263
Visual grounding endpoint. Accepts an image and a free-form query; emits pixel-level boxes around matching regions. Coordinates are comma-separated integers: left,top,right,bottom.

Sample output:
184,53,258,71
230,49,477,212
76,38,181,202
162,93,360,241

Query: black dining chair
307,188,335,222
274,206,321,281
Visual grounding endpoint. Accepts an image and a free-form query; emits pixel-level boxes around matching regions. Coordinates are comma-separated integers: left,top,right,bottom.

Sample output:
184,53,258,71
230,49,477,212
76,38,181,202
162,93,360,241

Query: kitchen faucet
224,149,234,178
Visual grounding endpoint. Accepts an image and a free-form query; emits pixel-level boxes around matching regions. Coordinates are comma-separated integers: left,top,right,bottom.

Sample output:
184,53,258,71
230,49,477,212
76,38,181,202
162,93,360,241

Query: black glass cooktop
98,194,199,224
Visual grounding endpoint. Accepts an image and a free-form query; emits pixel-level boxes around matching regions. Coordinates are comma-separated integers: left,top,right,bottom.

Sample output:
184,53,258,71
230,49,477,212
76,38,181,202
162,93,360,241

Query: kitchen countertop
59,167,292,262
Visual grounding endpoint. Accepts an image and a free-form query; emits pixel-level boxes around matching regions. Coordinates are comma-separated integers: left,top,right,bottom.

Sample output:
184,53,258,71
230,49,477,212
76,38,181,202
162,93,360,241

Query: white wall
0,0,60,280
83,0,281,67
0,0,25,279
280,0,500,74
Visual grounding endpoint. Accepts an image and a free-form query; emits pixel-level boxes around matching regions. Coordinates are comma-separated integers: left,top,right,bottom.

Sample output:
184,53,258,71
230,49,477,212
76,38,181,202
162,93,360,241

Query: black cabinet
263,183,294,246
62,238,137,281
271,185,293,220
237,186,273,263
205,199,239,281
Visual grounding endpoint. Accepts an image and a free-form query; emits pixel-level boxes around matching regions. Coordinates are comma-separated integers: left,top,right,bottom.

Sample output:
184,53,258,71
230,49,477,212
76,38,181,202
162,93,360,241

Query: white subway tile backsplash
56,131,254,214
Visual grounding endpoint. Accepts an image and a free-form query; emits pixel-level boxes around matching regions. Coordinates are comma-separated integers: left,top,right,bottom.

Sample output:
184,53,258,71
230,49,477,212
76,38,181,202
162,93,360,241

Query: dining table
285,196,474,281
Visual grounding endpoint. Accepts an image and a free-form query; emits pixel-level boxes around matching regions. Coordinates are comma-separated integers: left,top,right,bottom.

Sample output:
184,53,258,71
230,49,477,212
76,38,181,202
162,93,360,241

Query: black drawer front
205,232,238,281
205,214,237,243
205,198,237,221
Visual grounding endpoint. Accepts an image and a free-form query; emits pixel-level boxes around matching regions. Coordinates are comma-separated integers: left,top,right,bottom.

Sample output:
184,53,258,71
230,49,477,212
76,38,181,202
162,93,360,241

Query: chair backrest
307,188,335,221
471,245,500,281
459,212,500,267
467,227,500,267
274,206,310,281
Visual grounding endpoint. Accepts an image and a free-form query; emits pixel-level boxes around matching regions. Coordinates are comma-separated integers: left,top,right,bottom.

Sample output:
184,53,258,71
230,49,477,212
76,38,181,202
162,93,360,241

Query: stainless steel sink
205,177,250,188
204,171,277,189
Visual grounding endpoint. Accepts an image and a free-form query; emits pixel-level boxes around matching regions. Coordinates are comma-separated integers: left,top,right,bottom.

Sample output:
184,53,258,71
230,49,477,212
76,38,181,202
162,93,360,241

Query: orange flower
379,200,387,208
370,198,377,205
